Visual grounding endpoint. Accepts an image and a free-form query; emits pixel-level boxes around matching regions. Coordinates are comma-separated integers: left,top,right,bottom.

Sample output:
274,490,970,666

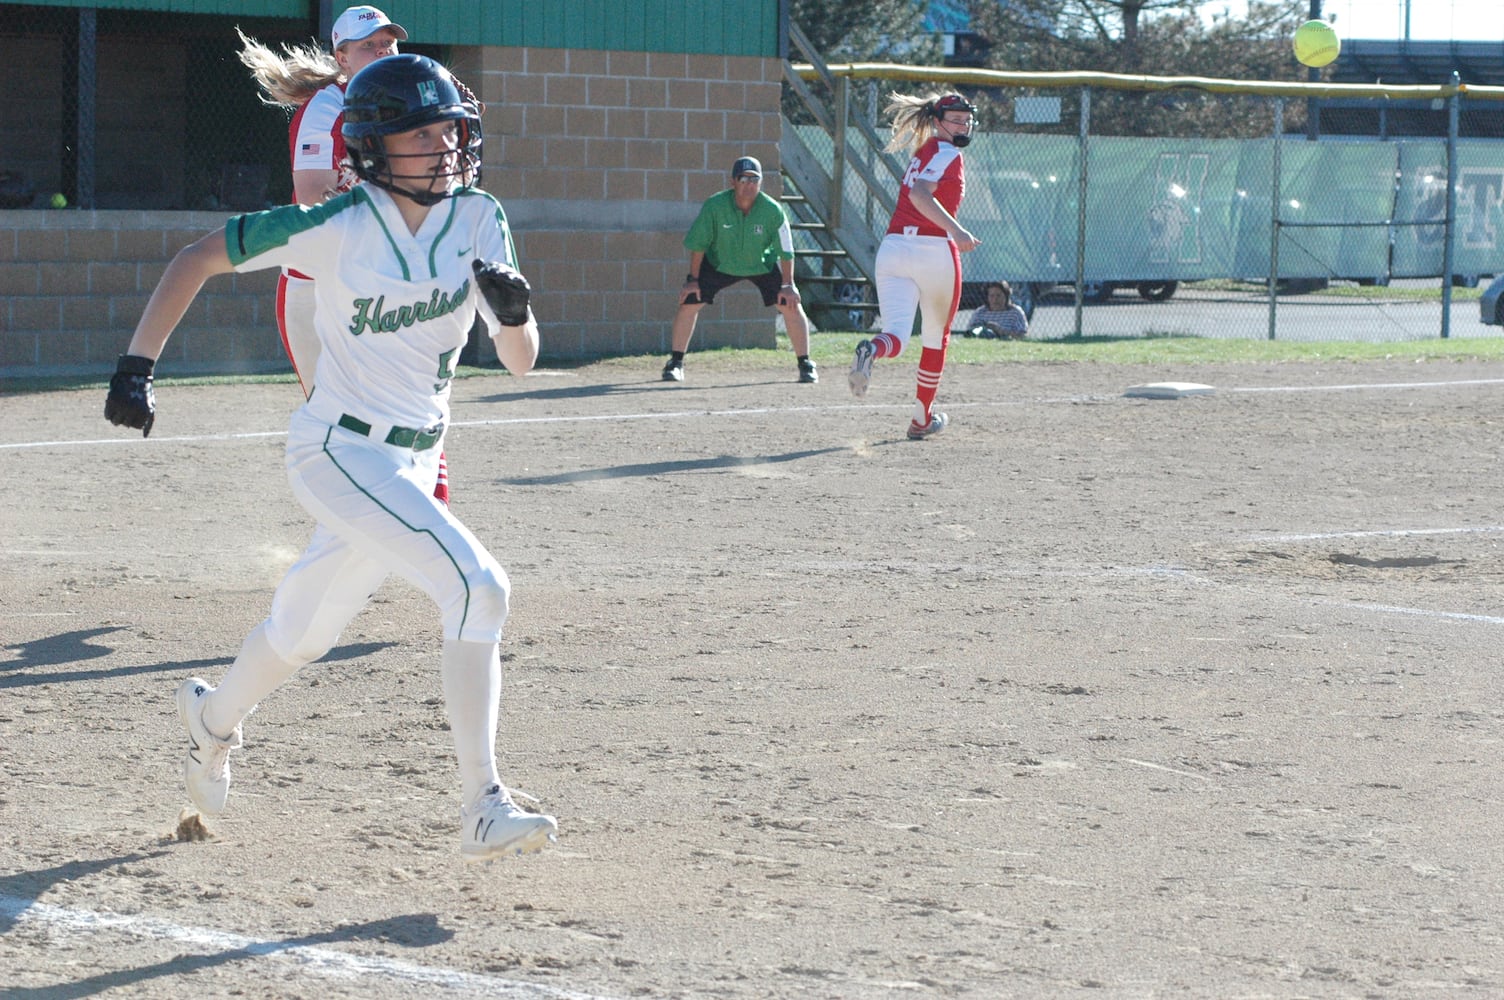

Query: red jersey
885,137,966,239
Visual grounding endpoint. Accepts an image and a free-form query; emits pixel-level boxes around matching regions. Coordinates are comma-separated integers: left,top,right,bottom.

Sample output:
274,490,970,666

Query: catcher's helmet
342,54,482,206
929,93,977,147
930,93,977,119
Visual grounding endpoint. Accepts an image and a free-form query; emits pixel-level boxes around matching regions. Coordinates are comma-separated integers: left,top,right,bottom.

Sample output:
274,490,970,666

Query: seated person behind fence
965,281,1029,339
661,156,816,384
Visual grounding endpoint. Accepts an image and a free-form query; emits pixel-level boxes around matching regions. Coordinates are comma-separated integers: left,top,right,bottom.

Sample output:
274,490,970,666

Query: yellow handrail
791,61,1504,102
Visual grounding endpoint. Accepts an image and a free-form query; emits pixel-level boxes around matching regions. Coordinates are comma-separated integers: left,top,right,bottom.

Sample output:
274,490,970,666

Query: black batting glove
472,258,531,327
104,353,156,437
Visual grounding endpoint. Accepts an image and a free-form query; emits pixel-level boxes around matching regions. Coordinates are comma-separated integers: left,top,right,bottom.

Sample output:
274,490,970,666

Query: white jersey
289,83,356,185
226,184,516,432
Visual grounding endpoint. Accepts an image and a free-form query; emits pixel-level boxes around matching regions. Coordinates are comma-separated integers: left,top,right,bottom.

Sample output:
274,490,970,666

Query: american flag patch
301,142,321,156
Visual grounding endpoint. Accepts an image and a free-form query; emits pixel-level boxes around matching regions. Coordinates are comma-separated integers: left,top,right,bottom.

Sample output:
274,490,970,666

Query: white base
1124,382,1215,399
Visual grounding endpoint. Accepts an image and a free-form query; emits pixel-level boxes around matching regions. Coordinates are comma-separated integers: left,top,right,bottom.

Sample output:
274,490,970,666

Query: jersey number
901,155,923,190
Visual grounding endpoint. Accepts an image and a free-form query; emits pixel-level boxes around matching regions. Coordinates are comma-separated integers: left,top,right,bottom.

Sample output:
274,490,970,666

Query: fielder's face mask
931,94,978,148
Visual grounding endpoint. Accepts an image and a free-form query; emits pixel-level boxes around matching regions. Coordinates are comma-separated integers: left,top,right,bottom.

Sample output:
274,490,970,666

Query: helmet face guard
930,93,978,147
342,54,483,206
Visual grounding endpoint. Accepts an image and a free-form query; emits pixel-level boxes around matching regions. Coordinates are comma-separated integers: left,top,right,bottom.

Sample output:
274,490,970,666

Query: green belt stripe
337,413,441,452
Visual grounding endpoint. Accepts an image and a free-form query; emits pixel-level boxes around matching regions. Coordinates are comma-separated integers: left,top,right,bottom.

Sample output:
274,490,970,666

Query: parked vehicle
1078,280,1180,303
1481,274,1504,326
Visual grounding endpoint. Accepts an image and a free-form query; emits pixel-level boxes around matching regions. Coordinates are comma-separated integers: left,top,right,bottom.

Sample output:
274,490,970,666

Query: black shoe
798,358,818,383
661,358,684,382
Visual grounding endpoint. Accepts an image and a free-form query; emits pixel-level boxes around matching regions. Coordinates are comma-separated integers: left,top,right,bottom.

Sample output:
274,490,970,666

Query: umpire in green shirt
661,156,817,383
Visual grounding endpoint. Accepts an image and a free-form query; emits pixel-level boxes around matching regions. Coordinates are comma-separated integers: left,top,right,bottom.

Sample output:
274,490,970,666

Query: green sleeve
223,191,357,267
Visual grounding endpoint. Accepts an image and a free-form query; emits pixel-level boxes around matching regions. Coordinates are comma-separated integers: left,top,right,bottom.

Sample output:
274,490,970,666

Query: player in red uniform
847,93,981,440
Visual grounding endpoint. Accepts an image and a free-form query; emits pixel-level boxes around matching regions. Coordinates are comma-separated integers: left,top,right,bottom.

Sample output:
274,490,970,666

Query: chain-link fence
0,3,448,213
784,61,1504,342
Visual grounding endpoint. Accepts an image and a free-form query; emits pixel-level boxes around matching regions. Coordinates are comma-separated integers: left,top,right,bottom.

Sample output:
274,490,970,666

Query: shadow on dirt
1,863,452,998
501,446,848,485
0,629,393,689
478,376,804,404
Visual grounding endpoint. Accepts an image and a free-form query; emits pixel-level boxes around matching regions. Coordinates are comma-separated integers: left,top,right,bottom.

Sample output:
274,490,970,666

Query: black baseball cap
731,156,762,179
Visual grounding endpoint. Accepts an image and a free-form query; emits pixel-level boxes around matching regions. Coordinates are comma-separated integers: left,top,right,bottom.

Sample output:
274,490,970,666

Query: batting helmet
342,54,482,206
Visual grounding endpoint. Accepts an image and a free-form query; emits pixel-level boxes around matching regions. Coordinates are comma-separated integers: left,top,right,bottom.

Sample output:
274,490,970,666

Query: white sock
203,621,300,738
441,638,503,806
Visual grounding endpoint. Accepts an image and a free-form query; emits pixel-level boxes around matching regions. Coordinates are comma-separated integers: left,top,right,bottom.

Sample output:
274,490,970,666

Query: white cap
331,6,409,49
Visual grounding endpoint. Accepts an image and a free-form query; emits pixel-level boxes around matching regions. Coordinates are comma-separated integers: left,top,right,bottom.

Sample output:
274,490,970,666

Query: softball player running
239,7,478,503
238,6,407,398
848,92,981,440
103,54,556,861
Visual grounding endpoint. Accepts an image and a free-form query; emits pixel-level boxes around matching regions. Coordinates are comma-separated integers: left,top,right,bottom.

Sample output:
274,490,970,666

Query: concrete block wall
0,45,788,378
431,45,787,361
0,210,281,376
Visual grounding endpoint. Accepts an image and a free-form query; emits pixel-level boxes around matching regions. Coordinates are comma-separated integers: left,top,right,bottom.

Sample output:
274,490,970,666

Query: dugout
0,0,793,376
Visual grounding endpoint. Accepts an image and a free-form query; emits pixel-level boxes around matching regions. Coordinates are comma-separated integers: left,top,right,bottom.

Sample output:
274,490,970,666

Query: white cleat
175,677,242,816
460,784,558,861
907,411,949,440
848,339,876,398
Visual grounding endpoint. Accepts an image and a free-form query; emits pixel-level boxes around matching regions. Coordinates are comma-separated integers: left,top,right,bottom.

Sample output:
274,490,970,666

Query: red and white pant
874,233,962,351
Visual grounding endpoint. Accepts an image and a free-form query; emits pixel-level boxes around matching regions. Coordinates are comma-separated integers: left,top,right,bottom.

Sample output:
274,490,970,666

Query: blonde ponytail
236,27,343,108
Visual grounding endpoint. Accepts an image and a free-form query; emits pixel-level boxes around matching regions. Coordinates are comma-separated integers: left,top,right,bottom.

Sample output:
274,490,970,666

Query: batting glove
472,258,531,327
104,353,156,437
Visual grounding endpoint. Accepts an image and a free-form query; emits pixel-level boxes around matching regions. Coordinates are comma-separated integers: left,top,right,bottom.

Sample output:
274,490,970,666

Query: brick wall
0,210,281,375
459,45,788,361
0,45,788,378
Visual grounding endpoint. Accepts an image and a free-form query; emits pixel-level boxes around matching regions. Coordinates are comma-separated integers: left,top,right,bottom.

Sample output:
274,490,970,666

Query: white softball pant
874,233,963,351
262,404,511,665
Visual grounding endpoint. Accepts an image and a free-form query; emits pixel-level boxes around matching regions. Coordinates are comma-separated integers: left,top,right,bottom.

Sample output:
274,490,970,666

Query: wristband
116,353,155,376
686,273,699,282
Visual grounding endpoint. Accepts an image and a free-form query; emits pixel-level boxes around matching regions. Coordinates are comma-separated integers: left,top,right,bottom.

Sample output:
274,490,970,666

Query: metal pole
1305,0,1321,141
77,7,96,210
1268,99,1283,341
318,0,334,50
1441,72,1459,339
1074,86,1090,338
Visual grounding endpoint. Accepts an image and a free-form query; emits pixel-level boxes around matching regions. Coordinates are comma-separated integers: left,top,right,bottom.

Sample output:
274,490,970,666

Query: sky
1206,1,1504,41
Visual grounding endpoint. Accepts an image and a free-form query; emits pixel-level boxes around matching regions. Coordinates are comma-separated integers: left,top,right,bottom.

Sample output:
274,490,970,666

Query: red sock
433,451,450,505
872,333,902,359
913,346,946,425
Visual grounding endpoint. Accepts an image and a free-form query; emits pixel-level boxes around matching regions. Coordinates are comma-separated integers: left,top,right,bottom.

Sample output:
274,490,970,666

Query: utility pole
1305,0,1322,140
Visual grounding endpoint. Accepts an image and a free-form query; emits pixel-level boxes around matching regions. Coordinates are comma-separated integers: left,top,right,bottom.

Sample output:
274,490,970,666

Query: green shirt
683,189,794,277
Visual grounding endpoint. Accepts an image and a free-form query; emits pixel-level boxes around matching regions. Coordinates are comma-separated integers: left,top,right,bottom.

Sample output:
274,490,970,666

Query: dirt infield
3,355,1503,999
